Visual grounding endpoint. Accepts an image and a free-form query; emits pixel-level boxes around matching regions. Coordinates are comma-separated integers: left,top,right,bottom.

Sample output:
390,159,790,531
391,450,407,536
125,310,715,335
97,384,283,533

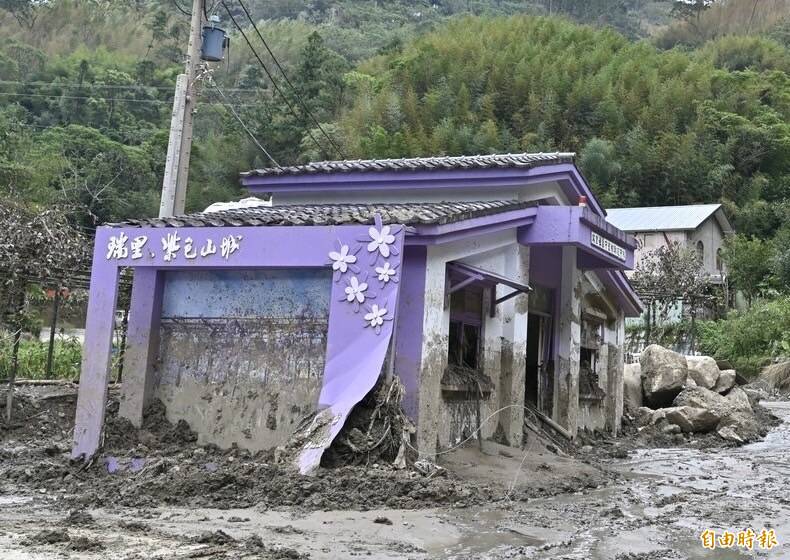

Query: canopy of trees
338,15,790,244
0,0,787,249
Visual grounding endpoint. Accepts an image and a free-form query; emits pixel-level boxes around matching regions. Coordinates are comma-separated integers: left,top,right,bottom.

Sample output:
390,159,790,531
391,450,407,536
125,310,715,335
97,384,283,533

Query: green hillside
0,0,788,250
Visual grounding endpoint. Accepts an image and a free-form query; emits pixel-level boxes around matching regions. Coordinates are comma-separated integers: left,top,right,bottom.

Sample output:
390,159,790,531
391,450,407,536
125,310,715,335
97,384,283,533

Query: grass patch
0,337,82,380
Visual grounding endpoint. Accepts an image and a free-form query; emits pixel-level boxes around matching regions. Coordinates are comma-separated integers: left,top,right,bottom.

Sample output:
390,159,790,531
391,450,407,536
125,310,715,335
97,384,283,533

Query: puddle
440,507,565,558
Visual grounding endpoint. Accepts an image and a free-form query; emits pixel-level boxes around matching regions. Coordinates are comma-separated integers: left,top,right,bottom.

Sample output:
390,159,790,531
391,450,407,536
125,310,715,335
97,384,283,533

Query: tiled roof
605,204,733,233
241,152,575,178
112,200,532,228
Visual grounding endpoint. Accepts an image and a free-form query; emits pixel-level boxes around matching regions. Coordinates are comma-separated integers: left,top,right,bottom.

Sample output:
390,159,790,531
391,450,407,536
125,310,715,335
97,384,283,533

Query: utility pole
159,0,205,218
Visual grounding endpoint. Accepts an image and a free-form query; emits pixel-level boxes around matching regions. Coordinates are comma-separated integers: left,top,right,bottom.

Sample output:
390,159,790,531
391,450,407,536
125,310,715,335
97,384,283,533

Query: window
716,248,723,271
696,240,704,262
448,284,484,369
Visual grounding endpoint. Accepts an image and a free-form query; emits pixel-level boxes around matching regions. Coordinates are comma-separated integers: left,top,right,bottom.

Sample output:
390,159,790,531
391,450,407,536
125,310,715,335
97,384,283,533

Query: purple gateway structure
72,153,642,471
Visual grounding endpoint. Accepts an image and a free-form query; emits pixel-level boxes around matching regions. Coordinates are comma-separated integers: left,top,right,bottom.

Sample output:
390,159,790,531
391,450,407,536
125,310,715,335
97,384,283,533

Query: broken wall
577,272,626,435
152,268,331,451
413,231,524,456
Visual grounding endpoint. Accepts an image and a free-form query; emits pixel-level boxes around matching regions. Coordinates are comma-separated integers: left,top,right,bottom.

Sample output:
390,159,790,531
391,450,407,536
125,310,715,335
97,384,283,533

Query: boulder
741,382,769,404
684,377,698,388
673,386,729,413
685,356,720,390
640,345,688,407
661,423,681,435
672,387,731,428
725,387,753,414
634,406,654,427
649,408,668,425
713,369,736,393
623,363,643,411
664,406,720,433
717,411,761,443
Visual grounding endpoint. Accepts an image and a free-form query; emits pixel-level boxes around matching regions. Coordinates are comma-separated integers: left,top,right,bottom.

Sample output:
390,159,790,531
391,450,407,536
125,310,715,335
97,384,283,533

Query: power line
235,0,346,159
0,80,269,94
208,78,279,167
172,0,191,17
0,91,271,107
220,0,332,160
0,92,172,105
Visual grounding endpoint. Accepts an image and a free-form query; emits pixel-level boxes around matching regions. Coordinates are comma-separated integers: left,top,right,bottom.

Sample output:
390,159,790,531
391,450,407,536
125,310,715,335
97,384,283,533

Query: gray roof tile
241,152,575,178
112,200,532,228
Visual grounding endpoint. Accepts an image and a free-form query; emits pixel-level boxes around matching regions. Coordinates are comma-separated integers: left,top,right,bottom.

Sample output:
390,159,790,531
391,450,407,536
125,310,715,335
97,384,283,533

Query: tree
631,242,714,351
721,234,773,306
670,0,713,34
0,0,40,28
0,197,88,421
771,225,790,292
578,138,621,199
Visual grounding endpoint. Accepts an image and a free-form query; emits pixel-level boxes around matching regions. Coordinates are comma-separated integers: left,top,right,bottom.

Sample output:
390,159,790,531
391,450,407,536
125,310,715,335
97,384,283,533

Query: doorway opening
525,312,552,415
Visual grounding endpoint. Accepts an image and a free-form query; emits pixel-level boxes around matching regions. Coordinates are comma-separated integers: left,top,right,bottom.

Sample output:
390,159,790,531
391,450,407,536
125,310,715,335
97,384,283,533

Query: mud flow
1,386,788,559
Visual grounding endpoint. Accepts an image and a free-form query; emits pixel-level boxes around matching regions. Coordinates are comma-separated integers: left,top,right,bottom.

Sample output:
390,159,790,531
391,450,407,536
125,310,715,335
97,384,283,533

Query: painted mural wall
153,268,332,451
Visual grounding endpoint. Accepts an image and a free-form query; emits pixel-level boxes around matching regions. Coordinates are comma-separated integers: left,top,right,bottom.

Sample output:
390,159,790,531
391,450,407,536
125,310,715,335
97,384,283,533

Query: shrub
0,336,82,380
698,297,790,377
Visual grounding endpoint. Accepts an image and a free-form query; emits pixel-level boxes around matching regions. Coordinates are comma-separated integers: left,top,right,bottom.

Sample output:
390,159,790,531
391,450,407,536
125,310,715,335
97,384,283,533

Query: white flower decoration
364,304,388,334
344,276,368,305
329,244,357,273
367,225,396,258
375,261,396,283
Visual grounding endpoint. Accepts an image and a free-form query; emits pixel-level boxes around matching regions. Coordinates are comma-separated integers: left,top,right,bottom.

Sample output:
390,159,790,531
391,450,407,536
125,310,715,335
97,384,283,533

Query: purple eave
599,269,644,317
518,206,636,270
241,164,607,218
406,207,538,245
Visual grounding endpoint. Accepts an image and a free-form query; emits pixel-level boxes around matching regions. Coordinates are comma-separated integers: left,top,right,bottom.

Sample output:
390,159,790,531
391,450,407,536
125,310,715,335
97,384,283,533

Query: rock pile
625,345,760,443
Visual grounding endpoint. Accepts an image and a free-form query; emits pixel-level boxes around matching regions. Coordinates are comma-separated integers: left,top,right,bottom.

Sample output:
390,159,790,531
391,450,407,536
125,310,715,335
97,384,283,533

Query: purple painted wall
73,221,405,474
393,246,428,420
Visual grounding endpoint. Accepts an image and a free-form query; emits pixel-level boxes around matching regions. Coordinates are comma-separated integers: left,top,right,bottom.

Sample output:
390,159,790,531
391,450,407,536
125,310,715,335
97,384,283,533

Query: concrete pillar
606,312,626,435
498,244,529,446
414,246,450,458
481,287,501,441
72,255,120,459
553,246,581,435
394,246,428,423
119,268,164,427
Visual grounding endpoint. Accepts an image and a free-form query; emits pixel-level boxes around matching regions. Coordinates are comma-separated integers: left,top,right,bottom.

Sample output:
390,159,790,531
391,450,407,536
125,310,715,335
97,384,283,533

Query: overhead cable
220,0,332,159
236,0,345,158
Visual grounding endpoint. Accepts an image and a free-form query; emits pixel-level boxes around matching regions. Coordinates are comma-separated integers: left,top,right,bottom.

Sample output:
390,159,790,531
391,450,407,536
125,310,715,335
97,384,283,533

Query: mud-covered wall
606,315,625,435
576,272,626,436
416,231,521,455
578,400,606,432
152,269,331,451
554,246,581,434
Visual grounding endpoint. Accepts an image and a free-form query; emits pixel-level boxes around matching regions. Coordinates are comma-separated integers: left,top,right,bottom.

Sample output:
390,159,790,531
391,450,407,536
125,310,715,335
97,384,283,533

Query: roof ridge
108,200,531,229
241,152,576,178
608,203,721,211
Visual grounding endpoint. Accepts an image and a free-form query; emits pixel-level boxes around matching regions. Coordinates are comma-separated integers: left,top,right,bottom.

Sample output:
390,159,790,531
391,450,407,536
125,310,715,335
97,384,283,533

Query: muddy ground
1,384,788,559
